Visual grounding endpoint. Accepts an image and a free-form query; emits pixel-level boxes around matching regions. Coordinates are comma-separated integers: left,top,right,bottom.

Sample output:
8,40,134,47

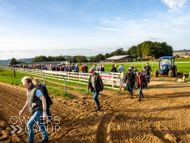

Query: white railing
1,67,122,90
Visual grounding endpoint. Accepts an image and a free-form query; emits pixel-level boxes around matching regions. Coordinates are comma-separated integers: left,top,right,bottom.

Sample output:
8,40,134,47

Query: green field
79,60,190,75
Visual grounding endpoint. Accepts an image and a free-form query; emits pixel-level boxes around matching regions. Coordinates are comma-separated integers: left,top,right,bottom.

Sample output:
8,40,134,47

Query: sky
0,0,190,60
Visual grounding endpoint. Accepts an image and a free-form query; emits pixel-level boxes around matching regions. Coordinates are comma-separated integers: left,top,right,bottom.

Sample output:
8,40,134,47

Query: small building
173,49,190,57
101,55,136,63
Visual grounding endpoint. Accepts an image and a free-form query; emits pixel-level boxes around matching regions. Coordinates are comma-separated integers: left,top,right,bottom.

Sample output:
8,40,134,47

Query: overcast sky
0,0,190,60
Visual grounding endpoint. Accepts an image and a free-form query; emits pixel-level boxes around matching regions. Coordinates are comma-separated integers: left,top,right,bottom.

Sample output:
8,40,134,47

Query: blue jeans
139,86,143,98
47,106,52,122
93,89,100,109
127,87,133,93
27,110,48,142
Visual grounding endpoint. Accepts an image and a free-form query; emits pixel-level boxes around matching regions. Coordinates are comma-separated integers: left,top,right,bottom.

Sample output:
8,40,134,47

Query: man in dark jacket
136,72,146,101
84,64,88,73
124,68,134,98
87,68,103,111
145,62,152,76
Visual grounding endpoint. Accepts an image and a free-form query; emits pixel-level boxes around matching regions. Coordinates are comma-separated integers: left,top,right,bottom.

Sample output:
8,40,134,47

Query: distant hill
0,58,34,65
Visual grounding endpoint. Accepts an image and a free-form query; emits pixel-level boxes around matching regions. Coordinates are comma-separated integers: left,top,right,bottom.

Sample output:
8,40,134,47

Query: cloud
96,27,120,31
162,0,189,11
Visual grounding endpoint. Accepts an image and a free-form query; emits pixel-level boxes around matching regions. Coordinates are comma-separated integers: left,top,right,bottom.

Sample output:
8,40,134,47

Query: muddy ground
0,80,190,143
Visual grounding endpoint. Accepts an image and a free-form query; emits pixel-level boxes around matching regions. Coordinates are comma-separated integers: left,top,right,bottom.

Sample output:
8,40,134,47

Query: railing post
79,73,81,83
62,75,66,92
112,74,114,88
42,71,45,84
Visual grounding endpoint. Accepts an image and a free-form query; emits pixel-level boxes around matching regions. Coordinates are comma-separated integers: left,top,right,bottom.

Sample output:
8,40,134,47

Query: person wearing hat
87,68,103,111
124,67,134,98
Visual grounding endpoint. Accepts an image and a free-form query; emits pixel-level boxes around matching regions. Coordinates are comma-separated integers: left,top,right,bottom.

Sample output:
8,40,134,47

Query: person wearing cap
136,72,146,101
87,68,103,111
124,67,134,98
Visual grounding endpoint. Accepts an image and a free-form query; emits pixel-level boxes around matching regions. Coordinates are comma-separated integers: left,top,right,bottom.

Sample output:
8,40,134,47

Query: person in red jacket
136,72,146,101
81,65,85,73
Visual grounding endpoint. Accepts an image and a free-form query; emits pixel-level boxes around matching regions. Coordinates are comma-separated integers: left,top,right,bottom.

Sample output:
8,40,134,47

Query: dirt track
0,81,190,143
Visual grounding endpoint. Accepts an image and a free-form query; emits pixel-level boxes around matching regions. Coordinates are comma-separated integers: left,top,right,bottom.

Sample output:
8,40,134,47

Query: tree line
10,41,173,65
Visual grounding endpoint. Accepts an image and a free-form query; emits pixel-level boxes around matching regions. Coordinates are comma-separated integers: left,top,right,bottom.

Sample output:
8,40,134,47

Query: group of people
124,62,152,101
14,63,88,73
19,62,152,143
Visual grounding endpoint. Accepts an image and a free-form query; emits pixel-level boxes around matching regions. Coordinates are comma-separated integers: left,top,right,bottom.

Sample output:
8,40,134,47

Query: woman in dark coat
111,64,117,72
124,68,134,98
136,72,146,101
33,78,53,124
141,67,149,89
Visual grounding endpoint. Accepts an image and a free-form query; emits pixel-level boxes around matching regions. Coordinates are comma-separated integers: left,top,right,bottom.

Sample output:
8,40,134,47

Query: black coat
145,66,151,75
136,75,146,89
124,72,134,88
87,73,103,92
39,84,53,106
111,67,117,72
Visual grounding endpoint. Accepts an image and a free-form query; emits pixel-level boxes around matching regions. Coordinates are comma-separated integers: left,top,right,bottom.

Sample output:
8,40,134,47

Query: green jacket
87,73,103,92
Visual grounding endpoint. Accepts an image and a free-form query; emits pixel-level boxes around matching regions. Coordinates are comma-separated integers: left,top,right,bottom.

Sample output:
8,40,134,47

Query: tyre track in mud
97,81,190,143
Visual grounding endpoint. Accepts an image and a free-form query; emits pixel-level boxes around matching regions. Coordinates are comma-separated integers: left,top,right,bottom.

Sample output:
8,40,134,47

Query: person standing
111,64,117,72
100,65,104,72
124,68,134,98
119,64,125,73
130,64,134,71
74,64,79,72
87,68,103,111
19,76,48,143
145,62,152,76
90,64,96,72
33,78,53,125
96,64,101,71
81,65,85,73
132,67,138,88
136,72,146,101
68,65,72,72
84,64,88,73
141,67,149,89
